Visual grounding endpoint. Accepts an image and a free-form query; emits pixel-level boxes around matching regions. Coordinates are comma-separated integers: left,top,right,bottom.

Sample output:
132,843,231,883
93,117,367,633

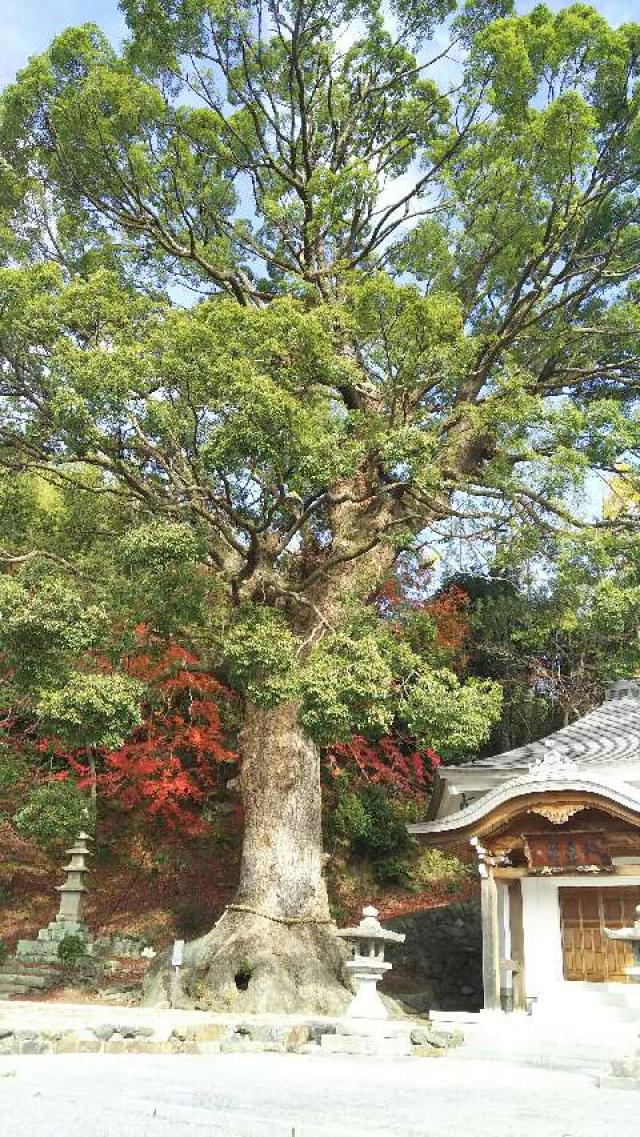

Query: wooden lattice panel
560,886,640,982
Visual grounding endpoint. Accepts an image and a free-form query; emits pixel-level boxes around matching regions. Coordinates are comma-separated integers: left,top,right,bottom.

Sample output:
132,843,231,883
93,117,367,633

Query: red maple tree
324,735,439,802
424,584,470,654
61,643,238,836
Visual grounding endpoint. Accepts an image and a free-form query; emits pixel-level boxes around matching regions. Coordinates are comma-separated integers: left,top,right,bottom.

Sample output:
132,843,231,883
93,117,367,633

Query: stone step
535,1010,637,1024
457,1043,627,1074
457,1016,639,1074
532,1003,640,1024
0,976,48,990
0,962,61,976
0,971,59,990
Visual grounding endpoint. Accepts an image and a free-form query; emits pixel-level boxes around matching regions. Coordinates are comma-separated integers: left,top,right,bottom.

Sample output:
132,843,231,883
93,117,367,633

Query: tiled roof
471,692,640,773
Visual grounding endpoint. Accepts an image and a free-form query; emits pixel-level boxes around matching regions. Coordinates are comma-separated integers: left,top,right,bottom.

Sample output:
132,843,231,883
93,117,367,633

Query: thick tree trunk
144,493,404,1013
235,700,331,920
144,702,350,1013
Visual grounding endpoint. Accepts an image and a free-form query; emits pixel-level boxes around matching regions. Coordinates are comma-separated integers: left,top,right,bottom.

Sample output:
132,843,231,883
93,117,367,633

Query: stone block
54,1035,82,1054
113,1023,154,1039
105,1039,128,1054
0,1038,17,1056
410,1025,462,1049
92,1025,116,1042
232,1024,289,1050
123,1040,162,1054
309,1022,336,1044
77,1040,102,1054
286,1025,310,1051
598,1075,640,1092
320,1034,411,1057
192,1024,225,1042
611,1056,640,1079
146,1026,174,1044
411,1044,445,1058
19,1038,53,1055
338,1020,409,1040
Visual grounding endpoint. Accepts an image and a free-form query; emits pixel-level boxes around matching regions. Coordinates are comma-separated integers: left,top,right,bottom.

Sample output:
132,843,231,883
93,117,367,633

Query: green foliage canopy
0,1,639,760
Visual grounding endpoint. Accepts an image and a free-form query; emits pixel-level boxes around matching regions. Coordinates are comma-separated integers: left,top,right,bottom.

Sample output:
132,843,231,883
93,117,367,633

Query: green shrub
0,937,7,966
13,780,92,848
331,789,369,845
57,933,88,968
373,858,413,887
0,744,30,789
410,848,471,890
331,783,411,859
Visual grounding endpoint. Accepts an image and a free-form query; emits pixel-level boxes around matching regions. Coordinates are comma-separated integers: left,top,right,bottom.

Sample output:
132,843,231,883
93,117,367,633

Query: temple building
409,680,640,1017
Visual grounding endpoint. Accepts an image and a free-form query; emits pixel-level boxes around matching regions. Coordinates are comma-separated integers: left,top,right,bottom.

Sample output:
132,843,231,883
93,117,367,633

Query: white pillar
481,873,501,1010
497,881,512,1006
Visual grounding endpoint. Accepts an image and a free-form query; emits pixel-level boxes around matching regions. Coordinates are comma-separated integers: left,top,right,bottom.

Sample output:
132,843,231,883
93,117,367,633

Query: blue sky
0,0,636,88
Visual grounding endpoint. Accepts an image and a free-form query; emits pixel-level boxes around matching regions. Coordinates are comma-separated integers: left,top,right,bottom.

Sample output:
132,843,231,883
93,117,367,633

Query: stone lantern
336,905,405,1019
606,903,640,979
601,904,640,1087
16,831,93,962
54,831,93,933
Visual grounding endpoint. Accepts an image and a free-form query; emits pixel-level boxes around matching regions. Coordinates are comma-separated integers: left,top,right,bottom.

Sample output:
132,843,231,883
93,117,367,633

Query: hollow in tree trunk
144,701,350,1013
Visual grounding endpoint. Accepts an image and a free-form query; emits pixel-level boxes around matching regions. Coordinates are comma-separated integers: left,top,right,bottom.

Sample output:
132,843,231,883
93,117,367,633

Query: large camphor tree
0,0,640,1009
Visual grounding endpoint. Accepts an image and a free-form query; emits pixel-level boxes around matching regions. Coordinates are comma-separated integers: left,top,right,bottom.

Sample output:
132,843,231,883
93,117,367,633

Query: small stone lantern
606,903,640,980
602,904,640,1086
336,905,405,1020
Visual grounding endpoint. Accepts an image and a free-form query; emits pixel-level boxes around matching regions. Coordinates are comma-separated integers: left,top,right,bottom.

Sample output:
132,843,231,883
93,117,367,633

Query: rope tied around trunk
224,903,334,926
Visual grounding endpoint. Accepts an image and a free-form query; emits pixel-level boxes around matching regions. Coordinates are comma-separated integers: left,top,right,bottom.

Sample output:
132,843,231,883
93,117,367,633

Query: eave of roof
408,772,640,836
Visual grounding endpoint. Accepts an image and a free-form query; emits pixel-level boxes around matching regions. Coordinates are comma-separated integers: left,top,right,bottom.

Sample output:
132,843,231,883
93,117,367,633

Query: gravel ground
0,1051,638,1137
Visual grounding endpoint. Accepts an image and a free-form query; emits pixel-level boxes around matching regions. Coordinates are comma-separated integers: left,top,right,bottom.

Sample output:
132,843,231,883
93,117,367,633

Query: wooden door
560,886,640,982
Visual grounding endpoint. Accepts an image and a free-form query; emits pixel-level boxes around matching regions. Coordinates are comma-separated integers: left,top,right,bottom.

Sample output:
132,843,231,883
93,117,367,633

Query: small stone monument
55,831,93,931
336,904,406,1019
600,904,640,1089
16,831,94,961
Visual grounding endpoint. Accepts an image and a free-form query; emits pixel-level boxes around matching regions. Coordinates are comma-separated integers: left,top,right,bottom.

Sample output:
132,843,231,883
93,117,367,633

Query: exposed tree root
144,907,352,1014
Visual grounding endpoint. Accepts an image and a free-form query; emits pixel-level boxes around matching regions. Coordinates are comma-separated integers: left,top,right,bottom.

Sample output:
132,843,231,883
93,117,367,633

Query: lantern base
345,962,391,1019
321,1016,414,1055
599,1048,640,1092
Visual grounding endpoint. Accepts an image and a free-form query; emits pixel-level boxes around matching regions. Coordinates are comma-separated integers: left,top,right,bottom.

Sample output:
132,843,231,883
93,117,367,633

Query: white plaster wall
520,873,640,1004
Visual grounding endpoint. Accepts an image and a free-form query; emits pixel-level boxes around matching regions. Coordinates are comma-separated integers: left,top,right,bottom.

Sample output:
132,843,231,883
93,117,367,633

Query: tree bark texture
144,702,350,1013
235,701,331,920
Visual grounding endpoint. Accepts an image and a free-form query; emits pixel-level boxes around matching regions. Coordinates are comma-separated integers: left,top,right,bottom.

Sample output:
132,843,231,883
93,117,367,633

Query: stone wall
0,1015,463,1058
386,899,482,1012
